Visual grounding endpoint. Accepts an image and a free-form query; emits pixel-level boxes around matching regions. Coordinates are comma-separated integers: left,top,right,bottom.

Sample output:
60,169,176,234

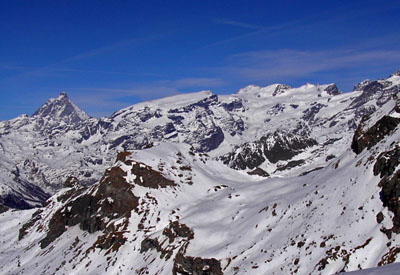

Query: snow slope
1,72,399,209
2,91,400,274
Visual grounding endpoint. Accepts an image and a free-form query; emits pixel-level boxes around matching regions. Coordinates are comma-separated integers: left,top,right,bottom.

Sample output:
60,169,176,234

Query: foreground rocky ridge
1,72,400,209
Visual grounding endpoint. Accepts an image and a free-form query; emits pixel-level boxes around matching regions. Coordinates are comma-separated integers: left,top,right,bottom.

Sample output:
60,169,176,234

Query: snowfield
0,71,400,274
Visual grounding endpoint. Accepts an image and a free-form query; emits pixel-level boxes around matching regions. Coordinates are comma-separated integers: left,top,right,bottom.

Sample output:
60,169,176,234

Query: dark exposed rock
299,167,324,176
168,115,185,123
349,80,395,109
195,126,225,153
377,212,384,224
221,145,265,170
221,99,244,112
169,94,218,114
374,144,400,233
131,161,176,189
39,164,140,248
19,209,43,240
324,84,341,96
247,167,269,177
0,203,9,214
64,176,80,188
140,221,194,261
353,80,372,92
151,123,177,140
36,154,176,248
373,146,400,178
275,159,306,172
116,151,131,162
302,103,327,122
272,84,291,96
140,237,160,253
267,103,285,115
378,170,400,233
163,221,194,243
221,132,317,170
137,107,162,122
173,253,223,275
323,138,342,146
325,154,336,162
261,133,317,164
110,134,152,151
351,116,400,154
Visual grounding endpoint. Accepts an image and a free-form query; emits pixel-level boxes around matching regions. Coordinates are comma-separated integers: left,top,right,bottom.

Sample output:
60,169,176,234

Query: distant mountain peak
58,91,68,98
32,91,89,123
391,70,400,77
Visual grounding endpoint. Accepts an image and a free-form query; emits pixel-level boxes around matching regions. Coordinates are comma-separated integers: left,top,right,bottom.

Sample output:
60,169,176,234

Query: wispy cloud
173,77,224,88
1,33,170,82
205,18,302,48
222,48,400,82
214,18,262,30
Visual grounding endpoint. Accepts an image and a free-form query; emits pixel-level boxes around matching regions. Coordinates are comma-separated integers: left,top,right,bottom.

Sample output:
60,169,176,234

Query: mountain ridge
0,71,398,209
1,71,400,274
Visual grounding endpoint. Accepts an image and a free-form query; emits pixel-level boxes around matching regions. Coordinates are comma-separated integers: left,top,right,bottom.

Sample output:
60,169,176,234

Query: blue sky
1,0,400,119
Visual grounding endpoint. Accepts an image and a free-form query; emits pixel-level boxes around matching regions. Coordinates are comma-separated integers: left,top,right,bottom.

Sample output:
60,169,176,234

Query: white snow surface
2,109,400,274
0,72,400,274
1,73,398,207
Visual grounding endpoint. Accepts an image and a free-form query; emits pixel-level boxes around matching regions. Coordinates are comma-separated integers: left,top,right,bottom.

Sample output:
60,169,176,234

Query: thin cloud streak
223,48,400,83
1,33,170,82
214,18,262,30
204,18,304,49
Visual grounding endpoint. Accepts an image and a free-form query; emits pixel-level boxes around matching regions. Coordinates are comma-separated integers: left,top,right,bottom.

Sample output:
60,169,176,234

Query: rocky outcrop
0,203,9,214
324,84,341,96
221,131,317,170
140,220,196,261
353,80,372,91
351,116,400,154
130,161,177,189
28,151,179,249
247,167,269,177
374,147,400,178
39,165,140,248
374,146,400,233
173,253,223,275
349,80,397,109
272,84,291,96
377,171,400,233
163,221,195,243
221,143,265,170
261,132,317,164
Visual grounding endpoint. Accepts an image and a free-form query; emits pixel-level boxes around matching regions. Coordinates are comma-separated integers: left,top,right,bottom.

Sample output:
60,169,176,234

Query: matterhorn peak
58,91,68,98
32,91,89,123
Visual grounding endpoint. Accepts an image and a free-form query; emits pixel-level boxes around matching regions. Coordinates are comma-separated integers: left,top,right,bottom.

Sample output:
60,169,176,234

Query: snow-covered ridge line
0,71,399,211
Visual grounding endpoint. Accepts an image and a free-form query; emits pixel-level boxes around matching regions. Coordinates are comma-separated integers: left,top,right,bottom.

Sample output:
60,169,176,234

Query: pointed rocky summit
32,91,90,123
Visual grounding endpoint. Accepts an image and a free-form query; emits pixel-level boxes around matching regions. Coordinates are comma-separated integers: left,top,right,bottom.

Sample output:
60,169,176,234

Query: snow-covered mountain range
1,71,400,274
